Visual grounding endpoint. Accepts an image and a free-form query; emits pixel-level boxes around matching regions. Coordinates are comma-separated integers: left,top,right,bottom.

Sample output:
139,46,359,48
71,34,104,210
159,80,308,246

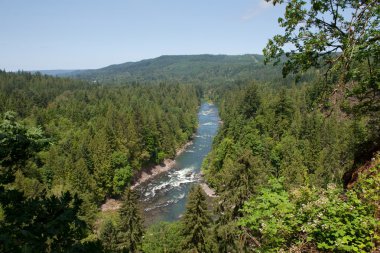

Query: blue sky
0,0,284,71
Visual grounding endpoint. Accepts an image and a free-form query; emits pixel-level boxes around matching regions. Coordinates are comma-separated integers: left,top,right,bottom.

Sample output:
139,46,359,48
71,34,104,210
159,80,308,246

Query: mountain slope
64,54,289,84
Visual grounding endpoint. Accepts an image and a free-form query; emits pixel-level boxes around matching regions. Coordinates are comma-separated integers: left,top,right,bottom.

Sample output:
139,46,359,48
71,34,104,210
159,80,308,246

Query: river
134,102,220,225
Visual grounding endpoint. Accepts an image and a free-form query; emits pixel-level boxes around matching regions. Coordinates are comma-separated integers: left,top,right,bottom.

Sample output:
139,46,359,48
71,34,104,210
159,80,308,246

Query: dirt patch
101,198,122,212
200,183,217,198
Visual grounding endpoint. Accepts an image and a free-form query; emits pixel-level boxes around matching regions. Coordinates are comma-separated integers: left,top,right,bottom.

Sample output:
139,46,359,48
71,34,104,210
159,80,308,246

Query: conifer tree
181,184,211,253
117,188,144,253
99,219,118,253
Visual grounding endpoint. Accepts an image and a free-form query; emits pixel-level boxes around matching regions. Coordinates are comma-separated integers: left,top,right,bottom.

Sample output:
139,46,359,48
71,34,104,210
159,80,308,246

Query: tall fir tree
117,188,144,253
99,219,118,253
181,185,211,253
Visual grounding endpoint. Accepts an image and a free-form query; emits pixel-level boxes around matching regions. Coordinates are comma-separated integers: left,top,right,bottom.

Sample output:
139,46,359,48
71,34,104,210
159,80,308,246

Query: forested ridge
1,0,380,252
59,54,315,86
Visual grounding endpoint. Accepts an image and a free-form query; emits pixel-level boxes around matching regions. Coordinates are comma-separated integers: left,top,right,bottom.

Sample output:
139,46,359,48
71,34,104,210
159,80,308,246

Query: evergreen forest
1,0,379,252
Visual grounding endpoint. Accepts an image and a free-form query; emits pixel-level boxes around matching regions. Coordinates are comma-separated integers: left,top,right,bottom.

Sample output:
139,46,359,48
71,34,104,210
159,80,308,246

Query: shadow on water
134,102,220,225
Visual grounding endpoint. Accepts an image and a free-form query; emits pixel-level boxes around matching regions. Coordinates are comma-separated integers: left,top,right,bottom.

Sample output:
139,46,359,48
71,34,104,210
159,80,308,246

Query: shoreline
101,140,193,212
130,140,193,189
199,171,217,198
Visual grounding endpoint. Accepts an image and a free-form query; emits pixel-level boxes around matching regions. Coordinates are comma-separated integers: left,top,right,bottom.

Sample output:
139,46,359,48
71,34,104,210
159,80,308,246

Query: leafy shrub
113,166,132,195
239,177,378,252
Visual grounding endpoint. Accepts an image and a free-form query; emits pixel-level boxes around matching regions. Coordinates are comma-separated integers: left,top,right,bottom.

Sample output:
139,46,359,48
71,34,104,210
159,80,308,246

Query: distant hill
62,54,293,85
33,70,82,76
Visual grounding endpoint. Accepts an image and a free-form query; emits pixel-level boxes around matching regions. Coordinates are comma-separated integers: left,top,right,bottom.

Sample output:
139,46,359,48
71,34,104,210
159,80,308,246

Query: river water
134,102,220,225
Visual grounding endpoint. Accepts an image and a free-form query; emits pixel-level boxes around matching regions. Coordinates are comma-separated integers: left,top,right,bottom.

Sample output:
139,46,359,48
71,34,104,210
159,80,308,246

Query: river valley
134,102,220,225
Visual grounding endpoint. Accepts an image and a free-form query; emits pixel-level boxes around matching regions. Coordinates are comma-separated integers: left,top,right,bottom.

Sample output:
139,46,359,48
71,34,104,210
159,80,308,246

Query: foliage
0,190,88,253
142,222,183,253
116,189,144,252
203,82,354,194
111,152,133,195
203,75,378,251
264,0,380,162
99,219,118,252
239,177,295,251
65,54,296,86
239,82,261,119
0,71,201,251
0,111,49,184
0,70,200,224
352,153,380,246
113,166,132,195
0,114,91,252
239,178,378,252
212,220,241,253
264,0,379,80
215,149,267,222
181,185,212,252
1,25,379,251
354,158,380,208
97,189,145,253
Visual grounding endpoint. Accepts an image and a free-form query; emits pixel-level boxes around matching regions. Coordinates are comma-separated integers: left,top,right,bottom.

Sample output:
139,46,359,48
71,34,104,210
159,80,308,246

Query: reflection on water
134,103,220,225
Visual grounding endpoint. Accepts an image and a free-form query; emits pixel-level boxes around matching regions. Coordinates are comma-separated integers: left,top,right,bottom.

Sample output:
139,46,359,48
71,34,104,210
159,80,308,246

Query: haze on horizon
0,0,284,71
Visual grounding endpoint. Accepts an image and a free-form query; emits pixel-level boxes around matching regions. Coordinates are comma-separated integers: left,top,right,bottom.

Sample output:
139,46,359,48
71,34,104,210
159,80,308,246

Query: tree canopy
264,0,379,80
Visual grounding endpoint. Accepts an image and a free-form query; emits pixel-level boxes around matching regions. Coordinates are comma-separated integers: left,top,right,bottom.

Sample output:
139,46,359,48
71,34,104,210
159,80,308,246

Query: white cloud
241,0,272,21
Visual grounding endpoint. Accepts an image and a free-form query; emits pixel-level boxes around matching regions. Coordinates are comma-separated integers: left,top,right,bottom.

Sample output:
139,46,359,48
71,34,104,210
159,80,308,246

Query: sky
0,0,285,71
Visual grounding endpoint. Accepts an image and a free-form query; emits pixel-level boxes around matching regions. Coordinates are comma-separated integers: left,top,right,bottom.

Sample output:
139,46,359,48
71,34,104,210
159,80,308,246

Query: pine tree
181,185,211,253
213,150,266,252
117,188,144,253
99,219,118,253
240,83,261,119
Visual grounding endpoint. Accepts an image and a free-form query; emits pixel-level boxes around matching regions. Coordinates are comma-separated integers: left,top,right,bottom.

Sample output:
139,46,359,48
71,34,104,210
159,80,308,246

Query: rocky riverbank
131,140,193,189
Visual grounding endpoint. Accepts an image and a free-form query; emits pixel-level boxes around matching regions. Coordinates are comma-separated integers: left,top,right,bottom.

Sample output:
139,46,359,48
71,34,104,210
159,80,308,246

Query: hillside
34,70,81,76
63,54,292,84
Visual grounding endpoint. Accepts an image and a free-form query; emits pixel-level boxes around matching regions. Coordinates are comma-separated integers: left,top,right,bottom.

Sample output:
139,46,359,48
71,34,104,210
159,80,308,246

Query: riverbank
131,140,193,189
101,176,217,212
200,182,217,197
101,140,194,212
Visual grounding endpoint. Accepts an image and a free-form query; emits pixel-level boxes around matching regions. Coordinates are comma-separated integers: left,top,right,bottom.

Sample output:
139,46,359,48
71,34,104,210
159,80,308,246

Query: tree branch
314,17,346,37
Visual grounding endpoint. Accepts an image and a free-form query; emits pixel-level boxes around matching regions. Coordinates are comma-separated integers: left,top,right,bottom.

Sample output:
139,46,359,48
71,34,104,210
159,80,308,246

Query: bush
239,177,378,252
113,166,132,195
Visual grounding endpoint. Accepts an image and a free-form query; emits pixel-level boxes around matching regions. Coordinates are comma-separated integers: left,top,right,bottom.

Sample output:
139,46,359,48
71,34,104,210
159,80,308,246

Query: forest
58,54,311,87
1,0,379,252
0,71,200,252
